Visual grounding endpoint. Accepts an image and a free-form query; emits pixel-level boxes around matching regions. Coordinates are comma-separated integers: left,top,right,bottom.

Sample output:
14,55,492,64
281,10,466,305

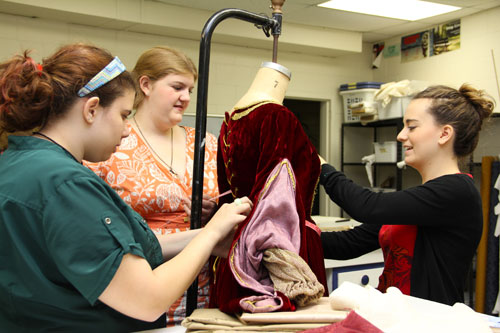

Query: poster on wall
401,30,431,63
383,44,400,58
431,20,461,56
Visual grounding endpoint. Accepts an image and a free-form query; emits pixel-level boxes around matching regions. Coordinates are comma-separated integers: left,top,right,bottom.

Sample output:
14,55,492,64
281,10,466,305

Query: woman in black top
320,84,495,305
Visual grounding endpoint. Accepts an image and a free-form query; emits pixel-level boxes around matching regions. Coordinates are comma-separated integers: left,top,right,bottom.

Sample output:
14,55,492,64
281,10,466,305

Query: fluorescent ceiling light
317,0,461,21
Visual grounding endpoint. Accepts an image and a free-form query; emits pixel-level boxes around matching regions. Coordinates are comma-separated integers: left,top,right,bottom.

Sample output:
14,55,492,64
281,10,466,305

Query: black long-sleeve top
320,164,482,305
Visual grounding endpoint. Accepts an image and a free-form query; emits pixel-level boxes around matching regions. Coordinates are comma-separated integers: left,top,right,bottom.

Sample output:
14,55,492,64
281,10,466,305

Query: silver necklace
33,131,81,164
133,117,177,176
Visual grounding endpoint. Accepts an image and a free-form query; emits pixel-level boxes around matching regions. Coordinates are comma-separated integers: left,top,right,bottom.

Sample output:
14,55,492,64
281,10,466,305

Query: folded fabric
298,310,383,333
263,248,324,307
329,282,492,333
181,308,325,332
374,80,428,107
360,114,378,125
350,101,377,116
240,297,347,324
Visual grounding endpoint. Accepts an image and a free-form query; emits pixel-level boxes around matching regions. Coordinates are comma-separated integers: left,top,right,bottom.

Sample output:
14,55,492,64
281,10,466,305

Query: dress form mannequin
233,62,291,108
210,61,328,314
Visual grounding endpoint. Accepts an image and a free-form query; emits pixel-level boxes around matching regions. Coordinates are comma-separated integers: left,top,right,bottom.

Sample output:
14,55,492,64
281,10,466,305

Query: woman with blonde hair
86,46,219,325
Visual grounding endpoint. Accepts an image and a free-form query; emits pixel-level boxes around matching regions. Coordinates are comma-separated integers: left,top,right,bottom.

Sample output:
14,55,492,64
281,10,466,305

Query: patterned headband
77,56,126,97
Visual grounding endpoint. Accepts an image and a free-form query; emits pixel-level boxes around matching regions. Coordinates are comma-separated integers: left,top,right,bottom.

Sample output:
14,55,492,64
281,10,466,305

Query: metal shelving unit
341,118,404,191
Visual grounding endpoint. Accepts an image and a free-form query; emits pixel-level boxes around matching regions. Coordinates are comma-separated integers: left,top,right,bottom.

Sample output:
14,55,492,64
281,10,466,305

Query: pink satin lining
306,220,321,236
230,159,300,312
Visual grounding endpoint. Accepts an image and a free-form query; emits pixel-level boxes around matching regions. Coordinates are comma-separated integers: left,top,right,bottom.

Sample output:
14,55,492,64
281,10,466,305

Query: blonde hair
132,46,197,109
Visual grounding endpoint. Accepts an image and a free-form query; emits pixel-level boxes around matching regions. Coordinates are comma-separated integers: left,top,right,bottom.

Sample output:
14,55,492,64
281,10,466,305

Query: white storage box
379,96,412,120
340,88,380,123
339,82,383,123
374,141,397,163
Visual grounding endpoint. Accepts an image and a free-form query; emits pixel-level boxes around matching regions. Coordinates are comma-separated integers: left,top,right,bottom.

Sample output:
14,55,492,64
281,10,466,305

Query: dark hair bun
459,83,495,121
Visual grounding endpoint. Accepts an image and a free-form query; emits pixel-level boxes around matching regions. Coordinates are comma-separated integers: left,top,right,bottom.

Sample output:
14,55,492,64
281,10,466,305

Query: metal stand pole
187,8,278,316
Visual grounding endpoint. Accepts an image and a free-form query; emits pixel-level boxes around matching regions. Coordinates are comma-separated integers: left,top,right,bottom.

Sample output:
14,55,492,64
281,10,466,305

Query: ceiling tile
151,0,500,42
417,7,480,24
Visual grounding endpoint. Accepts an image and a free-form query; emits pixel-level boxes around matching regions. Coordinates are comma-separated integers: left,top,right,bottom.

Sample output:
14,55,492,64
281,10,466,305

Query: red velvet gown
209,100,328,313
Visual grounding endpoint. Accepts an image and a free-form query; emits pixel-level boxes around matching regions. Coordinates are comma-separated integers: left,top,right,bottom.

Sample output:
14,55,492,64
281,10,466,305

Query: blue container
339,82,383,91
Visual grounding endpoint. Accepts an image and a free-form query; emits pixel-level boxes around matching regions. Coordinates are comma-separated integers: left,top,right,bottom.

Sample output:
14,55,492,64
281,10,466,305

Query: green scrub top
0,136,166,332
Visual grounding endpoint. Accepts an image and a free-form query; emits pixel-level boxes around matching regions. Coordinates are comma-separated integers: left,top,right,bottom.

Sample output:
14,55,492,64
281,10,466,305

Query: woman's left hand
182,194,217,225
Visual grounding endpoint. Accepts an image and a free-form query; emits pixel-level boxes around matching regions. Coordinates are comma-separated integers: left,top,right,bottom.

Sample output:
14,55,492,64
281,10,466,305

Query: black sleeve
321,223,381,260
320,163,477,228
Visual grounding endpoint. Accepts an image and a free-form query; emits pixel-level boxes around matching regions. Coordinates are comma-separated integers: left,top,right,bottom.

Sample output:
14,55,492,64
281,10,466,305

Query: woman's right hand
204,197,252,254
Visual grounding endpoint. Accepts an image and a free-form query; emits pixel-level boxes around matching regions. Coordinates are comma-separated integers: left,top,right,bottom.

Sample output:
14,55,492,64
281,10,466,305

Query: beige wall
372,6,500,163
0,9,373,215
373,6,500,101
337,6,500,207
1,4,499,215
0,9,372,129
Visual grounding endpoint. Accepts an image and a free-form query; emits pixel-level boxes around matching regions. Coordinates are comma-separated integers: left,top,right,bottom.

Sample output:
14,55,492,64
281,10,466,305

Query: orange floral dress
85,125,218,326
